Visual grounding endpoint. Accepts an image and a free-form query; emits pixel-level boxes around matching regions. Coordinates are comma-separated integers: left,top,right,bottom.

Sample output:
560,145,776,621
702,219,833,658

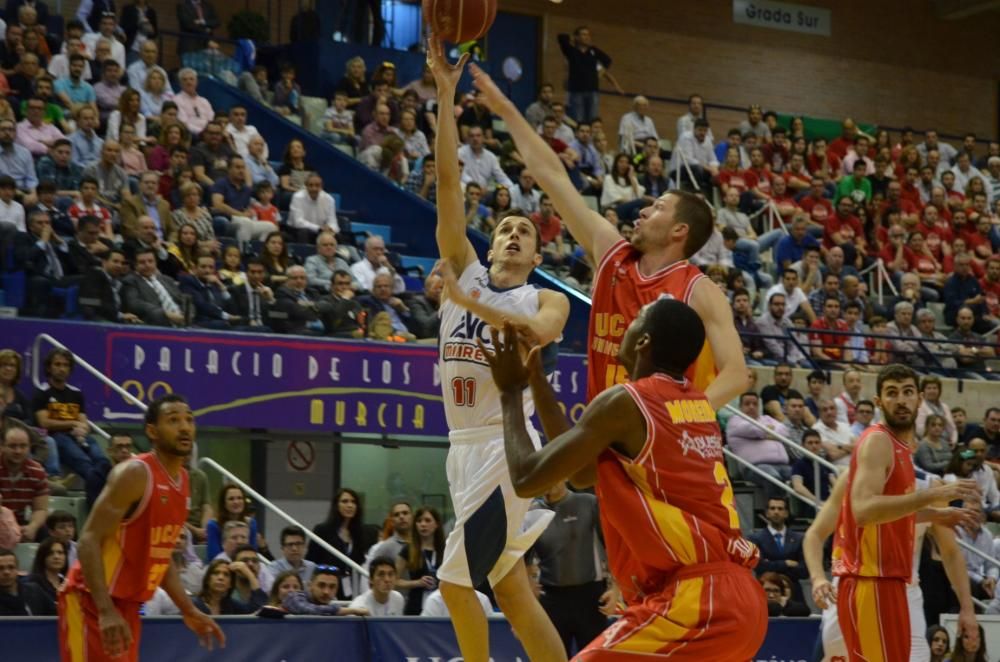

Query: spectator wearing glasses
262,526,316,594
16,96,64,157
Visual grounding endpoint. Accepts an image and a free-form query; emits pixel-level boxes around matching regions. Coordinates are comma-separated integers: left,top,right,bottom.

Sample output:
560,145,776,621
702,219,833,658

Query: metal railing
671,147,703,193
29,333,368,578
722,447,819,510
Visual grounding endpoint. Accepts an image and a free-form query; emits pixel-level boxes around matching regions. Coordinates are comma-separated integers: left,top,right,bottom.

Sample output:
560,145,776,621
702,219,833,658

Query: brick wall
500,0,999,143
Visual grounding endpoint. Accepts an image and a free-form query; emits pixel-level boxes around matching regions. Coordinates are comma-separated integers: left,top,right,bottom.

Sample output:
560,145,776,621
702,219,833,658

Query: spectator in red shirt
741,146,772,214
899,166,923,208
828,118,859,160
943,237,985,279
769,176,800,231
967,215,996,267
809,296,852,366
917,204,953,262
906,231,946,291
807,137,841,186
783,153,812,193
881,180,920,228
0,423,49,541
763,126,789,173
799,177,833,235
530,193,565,266
940,171,966,210
980,256,1000,322
879,225,912,278
824,197,866,263
716,147,749,196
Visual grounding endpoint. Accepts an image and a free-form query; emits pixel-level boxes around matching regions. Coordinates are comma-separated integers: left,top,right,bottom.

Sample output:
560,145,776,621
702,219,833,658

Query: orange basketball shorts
58,588,142,662
836,576,909,662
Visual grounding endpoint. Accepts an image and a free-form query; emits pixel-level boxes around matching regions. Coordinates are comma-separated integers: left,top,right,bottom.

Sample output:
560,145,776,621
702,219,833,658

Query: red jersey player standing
832,364,978,662
58,394,224,661
479,300,767,661
470,64,748,410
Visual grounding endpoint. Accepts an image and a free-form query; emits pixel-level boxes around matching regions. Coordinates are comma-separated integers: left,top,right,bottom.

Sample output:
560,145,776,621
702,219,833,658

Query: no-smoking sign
286,440,316,473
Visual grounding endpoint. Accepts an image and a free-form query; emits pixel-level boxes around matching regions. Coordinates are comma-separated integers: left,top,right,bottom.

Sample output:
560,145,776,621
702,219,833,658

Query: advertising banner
2,319,589,437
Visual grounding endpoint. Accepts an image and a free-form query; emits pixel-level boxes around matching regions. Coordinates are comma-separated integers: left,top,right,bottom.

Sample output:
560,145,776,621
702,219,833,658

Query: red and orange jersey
596,374,758,604
588,240,716,402
833,424,916,580
64,453,189,604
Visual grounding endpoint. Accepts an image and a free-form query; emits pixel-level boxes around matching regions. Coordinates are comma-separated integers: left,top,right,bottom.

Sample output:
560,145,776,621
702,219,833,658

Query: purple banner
1,319,589,437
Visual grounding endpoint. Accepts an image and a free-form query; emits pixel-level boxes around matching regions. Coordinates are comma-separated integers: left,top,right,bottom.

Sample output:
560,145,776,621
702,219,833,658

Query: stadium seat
0,270,25,309
350,222,393,244
53,285,81,319
49,495,87,527
288,243,317,261
14,543,38,572
400,255,438,279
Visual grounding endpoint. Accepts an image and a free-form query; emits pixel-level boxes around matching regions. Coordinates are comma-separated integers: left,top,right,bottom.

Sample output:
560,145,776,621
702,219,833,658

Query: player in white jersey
804,466,978,661
428,38,569,662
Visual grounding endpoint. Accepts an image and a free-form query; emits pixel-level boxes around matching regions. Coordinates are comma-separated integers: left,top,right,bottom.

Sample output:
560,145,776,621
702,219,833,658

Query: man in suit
179,252,243,329
177,0,219,55
79,247,139,323
748,497,806,587
121,246,187,326
357,271,417,338
316,269,364,338
120,171,174,241
407,273,442,339
270,265,324,335
122,214,182,278
228,259,274,330
14,208,78,317
65,214,110,275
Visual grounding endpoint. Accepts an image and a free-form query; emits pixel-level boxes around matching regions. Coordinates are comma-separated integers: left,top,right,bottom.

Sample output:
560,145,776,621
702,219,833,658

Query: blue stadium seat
350,222,392,244
53,285,80,319
0,270,25,309
289,242,316,260
400,255,437,279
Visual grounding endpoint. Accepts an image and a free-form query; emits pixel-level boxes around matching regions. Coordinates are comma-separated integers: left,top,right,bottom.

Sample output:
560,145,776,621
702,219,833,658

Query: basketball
423,0,497,43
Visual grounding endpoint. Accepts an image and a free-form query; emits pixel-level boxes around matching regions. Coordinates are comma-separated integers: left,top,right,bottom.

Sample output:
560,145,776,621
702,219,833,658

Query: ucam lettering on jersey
678,429,724,460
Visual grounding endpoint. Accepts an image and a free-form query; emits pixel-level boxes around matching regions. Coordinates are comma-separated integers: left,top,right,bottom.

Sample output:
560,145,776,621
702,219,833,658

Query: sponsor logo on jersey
677,429,723,459
442,311,494,366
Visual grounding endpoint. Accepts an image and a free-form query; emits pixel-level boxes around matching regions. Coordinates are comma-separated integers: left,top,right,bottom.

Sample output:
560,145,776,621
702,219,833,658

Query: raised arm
687,277,750,410
469,63,621,261
427,39,476,273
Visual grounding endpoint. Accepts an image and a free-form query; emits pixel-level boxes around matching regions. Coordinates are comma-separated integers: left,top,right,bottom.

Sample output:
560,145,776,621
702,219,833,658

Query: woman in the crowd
915,414,951,475
0,351,59,475
140,67,173,120
259,231,293,287
489,185,512,219
205,484,268,560
171,183,218,255
27,538,68,611
192,559,262,615
949,623,987,662
916,376,957,445
395,506,445,615
117,123,148,177
265,570,303,609
147,122,188,172
307,488,379,599
167,223,201,274
398,109,430,162
759,571,809,617
600,153,645,221
926,625,950,662
335,56,369,107
107,88,147,143
277,139,314,207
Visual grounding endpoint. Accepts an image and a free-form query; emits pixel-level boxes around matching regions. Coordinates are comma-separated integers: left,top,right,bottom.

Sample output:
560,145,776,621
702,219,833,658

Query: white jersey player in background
427,39,569,662
805,467,978,661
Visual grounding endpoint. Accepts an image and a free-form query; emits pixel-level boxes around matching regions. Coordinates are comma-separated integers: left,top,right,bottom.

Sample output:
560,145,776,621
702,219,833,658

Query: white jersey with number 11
438,261,540,431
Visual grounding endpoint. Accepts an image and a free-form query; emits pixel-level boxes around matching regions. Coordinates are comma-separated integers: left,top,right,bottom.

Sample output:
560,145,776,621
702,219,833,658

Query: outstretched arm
687,277,750,410
480,324,644,497
428,39,476,274
469,64,621,261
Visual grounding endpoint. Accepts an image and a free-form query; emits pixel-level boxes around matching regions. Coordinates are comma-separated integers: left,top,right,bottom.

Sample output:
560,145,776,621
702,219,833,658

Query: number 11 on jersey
451,377,477,407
